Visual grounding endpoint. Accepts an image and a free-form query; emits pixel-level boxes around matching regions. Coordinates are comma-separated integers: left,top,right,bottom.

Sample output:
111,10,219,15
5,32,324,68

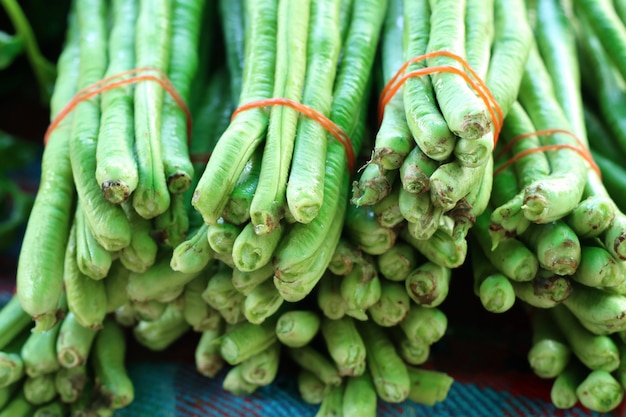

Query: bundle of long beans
9,0,626,414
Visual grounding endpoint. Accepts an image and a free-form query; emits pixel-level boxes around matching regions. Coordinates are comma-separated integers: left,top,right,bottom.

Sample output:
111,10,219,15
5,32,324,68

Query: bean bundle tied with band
8,0,626,413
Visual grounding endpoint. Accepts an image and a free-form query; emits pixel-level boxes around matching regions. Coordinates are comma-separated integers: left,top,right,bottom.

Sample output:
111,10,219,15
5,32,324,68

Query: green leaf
0,31,23,69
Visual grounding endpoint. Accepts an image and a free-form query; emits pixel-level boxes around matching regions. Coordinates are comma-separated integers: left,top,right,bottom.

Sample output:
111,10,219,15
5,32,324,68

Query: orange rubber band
231,97,356,174
493,129,600,178
44,67,192,146
378,51,503,143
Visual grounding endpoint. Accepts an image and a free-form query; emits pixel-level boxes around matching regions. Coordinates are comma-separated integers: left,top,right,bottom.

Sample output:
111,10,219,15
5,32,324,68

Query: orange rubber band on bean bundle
231,97,356,174
493,128,601,178
44,67,192,146
378,50,504,143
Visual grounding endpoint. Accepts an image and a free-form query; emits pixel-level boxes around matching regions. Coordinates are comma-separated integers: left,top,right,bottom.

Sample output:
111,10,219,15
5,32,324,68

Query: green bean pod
239,342,281,386
220,319,277,365
119,202,159,274
399,304,447,345
64,224,108,330
23,373,57,406
127,255,200,302
343,371,377,417
160,0,206,194
287,346,341,386
96,0,138,204
275,310,320,348
550,359,587,409
133,300,191,351
527,309,571,379
17,11,79,331
232,262,274,296
357,320,410,403
406,367,454,406
317,273,347,320
297,369,325,405
321,316,367,377
376,241,421,282
55,364,88,403
132,0,172,219
368,280,411,327
403,0,456,161
243,280,284,324
286,0,342,223
551,304,620,372
74,203,112,280
92,319,134,409
171,224,214,274
195,325,225,378
183,273,222,332
405,261,451,307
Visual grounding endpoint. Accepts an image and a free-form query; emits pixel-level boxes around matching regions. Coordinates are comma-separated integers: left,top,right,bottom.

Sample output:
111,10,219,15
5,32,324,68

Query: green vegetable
297,369,325,405
519,221,581,276
527,308,571,379
23,373,57,405
133,300,190,351
232,261,274,296
192,0,278,225
183,273,222,332
358,320,410,403
551,305,620,372
342,371,377,417
92,319,134,409
159,0,206,195
222,364,258,396
275,310,320,348
550,359,587,409
406,367,454,406
55,364,88,403
219,319,277,365
195,326,225,378
119,202,158,273
321,316,367,377
0,388,34,417
317,273,347,320
242,279,284,324
0,331,28,388
510,270,572,309
33,400,68,417
399,304,447,346
56,311,98,369
315,383,344,417
95,0,138,204
576,370,624,413
131,0,172,219
127,255,200,302
232,221,283,272
376,241,420,282
288,346,341,386
239,342,281,386
402,0,455,161
16,9,79,332
405,261,451,307
286,0,341,224
0,296,32,350
21,313,62,377
340,262,382,321
368,280,411,327
64,224,108,330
